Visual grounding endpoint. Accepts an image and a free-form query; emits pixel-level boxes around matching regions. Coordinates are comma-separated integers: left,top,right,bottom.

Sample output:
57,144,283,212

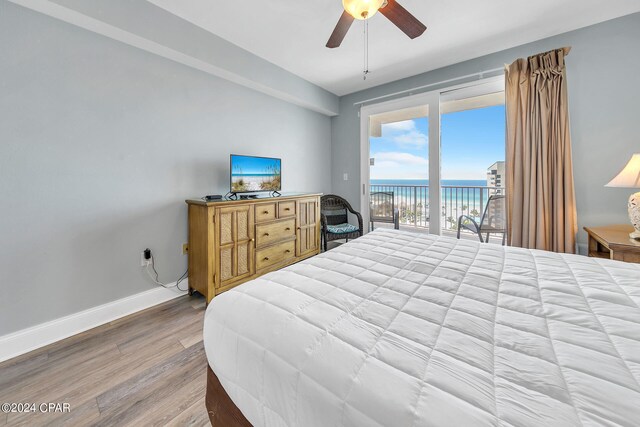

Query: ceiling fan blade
326,11,355,48
379,0,426,39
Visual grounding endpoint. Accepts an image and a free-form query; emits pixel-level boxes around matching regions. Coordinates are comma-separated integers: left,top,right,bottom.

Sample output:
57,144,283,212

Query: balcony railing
370,184,504,232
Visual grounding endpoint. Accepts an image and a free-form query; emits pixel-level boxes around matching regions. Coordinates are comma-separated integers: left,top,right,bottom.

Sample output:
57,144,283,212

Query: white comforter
203,229,640,427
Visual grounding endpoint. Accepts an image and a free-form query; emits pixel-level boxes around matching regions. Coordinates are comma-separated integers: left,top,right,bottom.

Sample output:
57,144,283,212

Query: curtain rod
353,67,504,107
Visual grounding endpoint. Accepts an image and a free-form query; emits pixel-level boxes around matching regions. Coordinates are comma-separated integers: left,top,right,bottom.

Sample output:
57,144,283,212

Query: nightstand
584,224,640,264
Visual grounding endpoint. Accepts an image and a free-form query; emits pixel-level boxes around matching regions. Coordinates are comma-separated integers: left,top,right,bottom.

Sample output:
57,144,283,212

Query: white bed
204,229,640,427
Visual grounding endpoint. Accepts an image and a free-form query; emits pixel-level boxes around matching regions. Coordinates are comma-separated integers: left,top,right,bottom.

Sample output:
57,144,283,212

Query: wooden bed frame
206,365,252,426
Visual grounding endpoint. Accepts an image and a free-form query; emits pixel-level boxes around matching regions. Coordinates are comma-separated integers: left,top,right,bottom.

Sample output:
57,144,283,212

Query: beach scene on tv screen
231,156,281,192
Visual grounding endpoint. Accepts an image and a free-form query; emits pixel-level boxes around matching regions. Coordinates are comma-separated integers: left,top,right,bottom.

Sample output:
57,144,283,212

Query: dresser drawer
278,201,296,218
256,240,295,270
255,203,276,223
255,218,296,248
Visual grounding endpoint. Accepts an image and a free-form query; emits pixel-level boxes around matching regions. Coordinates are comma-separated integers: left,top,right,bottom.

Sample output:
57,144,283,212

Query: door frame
359,75,505,235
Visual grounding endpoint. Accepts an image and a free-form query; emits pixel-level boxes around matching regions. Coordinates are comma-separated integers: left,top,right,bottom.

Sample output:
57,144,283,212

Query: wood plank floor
0,295,210,427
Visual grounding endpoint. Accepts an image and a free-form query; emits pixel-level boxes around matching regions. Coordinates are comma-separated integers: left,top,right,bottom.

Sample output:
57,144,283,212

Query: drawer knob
263,257,269,261
263,211,269,214
285,250,291,254
285,207,290,211
285,227,291,231
264,232,270,237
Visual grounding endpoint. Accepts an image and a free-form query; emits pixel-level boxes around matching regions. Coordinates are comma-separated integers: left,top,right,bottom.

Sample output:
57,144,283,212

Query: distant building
487,161,505,194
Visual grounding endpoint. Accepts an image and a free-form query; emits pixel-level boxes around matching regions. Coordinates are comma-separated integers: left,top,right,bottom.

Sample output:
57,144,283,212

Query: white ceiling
147,0,640,96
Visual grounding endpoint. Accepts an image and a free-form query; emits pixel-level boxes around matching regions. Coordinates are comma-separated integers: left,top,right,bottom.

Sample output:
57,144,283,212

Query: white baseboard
0,283,188,363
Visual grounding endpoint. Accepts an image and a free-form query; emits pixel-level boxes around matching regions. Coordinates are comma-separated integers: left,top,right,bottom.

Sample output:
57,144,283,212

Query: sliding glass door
360,91,440,233
360,76,505,238
440,80,506,238
368,106,429,231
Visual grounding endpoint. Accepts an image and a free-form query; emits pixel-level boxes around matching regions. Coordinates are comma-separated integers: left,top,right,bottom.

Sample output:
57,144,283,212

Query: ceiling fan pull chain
363,19,370,80
363,20,366,80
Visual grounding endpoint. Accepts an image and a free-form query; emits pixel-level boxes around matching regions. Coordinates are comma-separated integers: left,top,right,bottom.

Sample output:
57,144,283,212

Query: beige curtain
505,47,577,253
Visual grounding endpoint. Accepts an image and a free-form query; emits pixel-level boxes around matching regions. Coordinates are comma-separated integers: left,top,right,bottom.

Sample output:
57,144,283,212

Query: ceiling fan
326,0,427,48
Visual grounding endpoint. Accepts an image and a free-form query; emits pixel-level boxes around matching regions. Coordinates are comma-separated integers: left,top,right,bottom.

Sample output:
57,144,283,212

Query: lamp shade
342,0,384,20
605,153,640,188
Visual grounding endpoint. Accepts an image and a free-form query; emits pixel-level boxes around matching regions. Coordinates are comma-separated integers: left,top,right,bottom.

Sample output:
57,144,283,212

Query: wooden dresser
186,193,321,302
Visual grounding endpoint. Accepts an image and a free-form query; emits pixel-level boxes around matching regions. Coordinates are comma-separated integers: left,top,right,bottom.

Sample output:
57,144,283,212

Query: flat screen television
230,154,281,193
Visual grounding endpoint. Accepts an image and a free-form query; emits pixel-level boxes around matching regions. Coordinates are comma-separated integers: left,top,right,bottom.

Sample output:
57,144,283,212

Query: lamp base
629,191,640,240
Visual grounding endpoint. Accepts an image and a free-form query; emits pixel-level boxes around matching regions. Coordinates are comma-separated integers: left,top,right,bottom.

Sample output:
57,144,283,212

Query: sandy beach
232,174,279,192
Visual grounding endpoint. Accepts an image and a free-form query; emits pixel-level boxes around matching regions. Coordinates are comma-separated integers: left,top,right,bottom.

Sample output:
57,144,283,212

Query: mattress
203,229,640,427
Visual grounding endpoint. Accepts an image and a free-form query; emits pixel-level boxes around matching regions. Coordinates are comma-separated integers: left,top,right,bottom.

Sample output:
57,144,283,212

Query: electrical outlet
182,243,189,255
343,173,348,181
140,250,151,267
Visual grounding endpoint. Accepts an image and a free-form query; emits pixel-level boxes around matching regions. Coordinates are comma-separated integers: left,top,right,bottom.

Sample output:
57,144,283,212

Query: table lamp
606,153,640,239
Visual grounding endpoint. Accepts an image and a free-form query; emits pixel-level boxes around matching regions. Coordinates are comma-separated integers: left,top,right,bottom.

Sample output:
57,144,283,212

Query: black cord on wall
146,253,189,292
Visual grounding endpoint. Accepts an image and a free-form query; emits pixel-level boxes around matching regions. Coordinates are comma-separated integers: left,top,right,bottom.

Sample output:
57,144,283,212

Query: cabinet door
217,205,255,287
296,198,320,256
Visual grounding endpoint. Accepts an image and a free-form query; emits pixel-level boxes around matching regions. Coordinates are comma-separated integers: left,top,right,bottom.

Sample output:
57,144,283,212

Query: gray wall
0,2,331,335
32,0,340,116
332,12,640,251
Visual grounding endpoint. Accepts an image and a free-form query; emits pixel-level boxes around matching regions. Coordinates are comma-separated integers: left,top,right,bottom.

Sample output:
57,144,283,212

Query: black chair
370,191,399,231
320,195,363,251
457,195,507,245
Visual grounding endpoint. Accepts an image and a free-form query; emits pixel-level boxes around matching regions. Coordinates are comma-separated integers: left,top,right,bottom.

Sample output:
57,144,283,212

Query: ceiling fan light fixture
342,0,385,20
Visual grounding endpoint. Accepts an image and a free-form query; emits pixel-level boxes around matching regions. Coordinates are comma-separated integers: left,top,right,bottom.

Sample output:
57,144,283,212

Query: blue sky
231,155,280,176
370,105,505,180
